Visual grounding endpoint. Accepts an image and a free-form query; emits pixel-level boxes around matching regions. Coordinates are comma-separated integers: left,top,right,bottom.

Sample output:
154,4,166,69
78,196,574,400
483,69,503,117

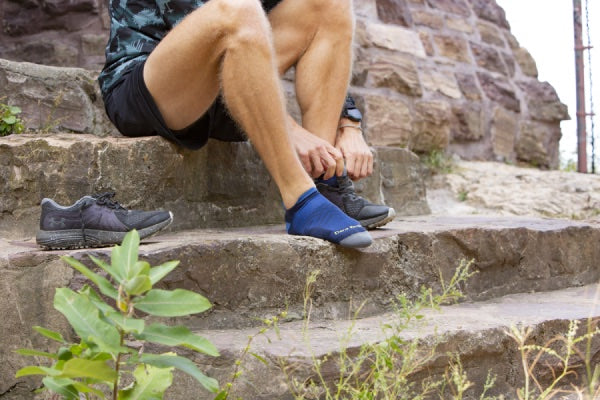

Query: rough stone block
445,15,473,33
375,0,413,26
412,10,444,29
517,80,569,122
426,0,471,17
470,41,508,75
491,106,518,159
477,20,506,47
456,72,483,100
412,100,451,152
419,31,435,56
368,53,423,97
0,58,117,136
516,121,560,168
433,34,472,64
421,69,462,99
364,23,426,58
468,0,510,29
451,102,484,142
363,94,413,147
477,72,520,112
514,47,538,77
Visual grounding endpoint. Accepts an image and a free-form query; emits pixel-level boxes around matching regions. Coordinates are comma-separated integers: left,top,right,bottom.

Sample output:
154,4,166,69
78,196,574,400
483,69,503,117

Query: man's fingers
310,152,324,178
299,154,313,176
320,150,337,180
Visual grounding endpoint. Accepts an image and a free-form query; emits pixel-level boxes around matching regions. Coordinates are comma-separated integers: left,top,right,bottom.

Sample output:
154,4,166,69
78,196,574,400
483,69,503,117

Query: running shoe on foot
36,192,173,250
286,188,372,248
316,174,396,229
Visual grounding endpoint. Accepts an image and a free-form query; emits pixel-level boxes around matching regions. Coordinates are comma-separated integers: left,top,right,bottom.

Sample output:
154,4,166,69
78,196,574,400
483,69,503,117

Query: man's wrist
340,95,363,123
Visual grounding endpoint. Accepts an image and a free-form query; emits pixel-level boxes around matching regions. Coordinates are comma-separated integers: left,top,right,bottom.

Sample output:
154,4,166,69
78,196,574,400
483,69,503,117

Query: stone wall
0,0,569,167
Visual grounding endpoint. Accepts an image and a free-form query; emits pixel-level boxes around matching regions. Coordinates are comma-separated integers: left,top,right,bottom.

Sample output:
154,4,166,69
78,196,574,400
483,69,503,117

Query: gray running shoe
316,174,396,229
36,192,173,250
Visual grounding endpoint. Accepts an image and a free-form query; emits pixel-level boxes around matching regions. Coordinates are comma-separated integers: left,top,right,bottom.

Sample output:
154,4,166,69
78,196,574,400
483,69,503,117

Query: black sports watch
340,95,363,122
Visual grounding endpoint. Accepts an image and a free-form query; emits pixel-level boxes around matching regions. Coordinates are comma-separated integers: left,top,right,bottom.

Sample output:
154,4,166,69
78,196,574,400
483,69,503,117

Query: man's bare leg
144,0,313,209
268,0,373,180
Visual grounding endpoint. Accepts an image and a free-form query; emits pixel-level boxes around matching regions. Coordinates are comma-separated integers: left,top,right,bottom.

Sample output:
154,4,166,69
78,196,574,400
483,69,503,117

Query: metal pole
574,0,588,172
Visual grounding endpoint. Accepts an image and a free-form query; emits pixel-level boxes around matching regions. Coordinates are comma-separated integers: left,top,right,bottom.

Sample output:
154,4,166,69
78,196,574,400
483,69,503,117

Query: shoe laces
335,175,361,201
92,192,125,210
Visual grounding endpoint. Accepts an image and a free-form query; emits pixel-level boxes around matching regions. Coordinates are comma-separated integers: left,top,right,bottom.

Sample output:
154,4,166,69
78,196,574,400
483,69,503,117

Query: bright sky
496,0,598,166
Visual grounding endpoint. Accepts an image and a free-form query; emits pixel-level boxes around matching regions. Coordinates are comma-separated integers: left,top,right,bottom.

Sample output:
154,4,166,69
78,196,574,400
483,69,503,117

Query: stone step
3,217,600,397
2,216,598,330
175,284,600,399
8,284,599,400
0,133,429,239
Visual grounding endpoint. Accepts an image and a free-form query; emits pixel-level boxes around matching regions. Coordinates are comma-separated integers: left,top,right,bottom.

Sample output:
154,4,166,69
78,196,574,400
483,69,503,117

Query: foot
285,188,372,248
316,174,396,229
36,192,173,250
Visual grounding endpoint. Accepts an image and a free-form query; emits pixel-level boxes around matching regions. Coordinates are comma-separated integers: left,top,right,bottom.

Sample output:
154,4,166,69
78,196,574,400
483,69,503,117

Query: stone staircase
2,132,600,399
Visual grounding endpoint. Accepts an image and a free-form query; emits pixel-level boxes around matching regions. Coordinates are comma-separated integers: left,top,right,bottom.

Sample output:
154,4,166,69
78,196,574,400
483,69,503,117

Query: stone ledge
0,133,430,238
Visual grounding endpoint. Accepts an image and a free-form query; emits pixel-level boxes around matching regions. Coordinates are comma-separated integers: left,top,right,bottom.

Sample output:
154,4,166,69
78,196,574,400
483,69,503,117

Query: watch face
344,107,363,122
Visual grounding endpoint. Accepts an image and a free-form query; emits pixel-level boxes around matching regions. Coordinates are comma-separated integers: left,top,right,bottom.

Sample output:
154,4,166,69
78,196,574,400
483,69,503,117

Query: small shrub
422,149,455,175
0,102,25,136
16,230,220,399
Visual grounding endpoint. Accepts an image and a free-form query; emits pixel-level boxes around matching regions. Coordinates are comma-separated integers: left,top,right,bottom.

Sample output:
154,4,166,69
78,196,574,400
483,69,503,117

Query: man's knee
305,0,354,35
214,0,270,40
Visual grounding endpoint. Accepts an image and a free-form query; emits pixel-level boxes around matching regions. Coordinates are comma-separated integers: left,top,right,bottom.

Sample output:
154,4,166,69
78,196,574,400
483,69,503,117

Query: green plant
16,230,220,399
0,102,25,136
422,149,455,175
508,318,600,400
458,190,469,202
285,259,478,400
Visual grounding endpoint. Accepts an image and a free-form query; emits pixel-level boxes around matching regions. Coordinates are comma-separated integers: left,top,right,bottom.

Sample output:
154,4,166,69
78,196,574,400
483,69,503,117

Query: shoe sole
36,212,173,250
361,208,396,230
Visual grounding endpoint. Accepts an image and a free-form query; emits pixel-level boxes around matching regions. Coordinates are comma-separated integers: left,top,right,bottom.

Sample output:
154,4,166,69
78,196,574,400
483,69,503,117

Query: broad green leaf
53,288,121,353
135,324,219,356
90,254,123,283
138,353,219,393
8,106,21,114
105,311,145,334
61,358,117,382
33,326,65,343
118,364,173,400
61,256,118,300
80,285,117,315
133,289,212,317
132,261,151,277
121,230,140,279
3,115,16,124
42,377,79,400
16,348,59,360
123,275,152,296
71,381,105,398
15,366,60,377
148,261,179,285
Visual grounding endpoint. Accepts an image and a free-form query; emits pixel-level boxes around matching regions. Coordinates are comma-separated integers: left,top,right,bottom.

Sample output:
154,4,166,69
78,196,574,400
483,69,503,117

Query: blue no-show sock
285,188,372,248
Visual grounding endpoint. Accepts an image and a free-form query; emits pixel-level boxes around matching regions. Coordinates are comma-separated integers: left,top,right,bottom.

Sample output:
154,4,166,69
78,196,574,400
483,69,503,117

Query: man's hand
335,118,373,180
288,116,345,179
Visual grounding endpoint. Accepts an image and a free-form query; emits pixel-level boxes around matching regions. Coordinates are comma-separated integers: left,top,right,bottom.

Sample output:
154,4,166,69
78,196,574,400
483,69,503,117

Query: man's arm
335,118,373,180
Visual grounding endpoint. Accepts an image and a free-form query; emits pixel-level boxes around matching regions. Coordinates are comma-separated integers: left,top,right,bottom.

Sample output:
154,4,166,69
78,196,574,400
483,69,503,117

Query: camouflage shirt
98,0,205,95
